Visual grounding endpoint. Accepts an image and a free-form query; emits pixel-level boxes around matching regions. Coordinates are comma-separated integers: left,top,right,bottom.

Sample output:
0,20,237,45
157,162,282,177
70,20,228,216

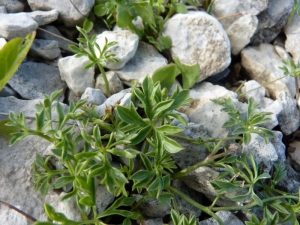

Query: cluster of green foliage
5,76,300,224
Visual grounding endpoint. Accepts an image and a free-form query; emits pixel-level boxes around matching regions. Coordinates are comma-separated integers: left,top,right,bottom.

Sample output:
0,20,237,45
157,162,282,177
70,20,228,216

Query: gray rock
145,218,163,225
285,13,300,62
163,11,231,82
0,12,38,40
226,15,258,55
277,91,300,135
95,30,139,70
0,86,18,97
0,6,6,13
28,10,59,26
212,0,268,29
270,131,286,161
115,42,167,86
8,62,66,101
200,211,244,225
0,37,6,49
29,39,61,60
95,71,124,96
0,0,24,13
95,182,115,214
0,205,33,225
81,87,107,106
241,43,296,99
58,55,95,97
251,0,294,45
27,0,95,27
277,162,300,194
242,133,278,172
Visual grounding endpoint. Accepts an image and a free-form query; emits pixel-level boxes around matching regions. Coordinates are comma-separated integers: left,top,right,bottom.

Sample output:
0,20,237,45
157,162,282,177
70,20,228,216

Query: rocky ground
1,0,300,224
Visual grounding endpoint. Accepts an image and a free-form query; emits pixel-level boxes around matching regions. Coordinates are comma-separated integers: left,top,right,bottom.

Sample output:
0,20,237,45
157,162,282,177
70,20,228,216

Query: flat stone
0,0,24,13
27,0,95,27
95,71,124,96
29,39,61,60
163,11,231,82
0,12,38,40
285,14,300,62
115,42,167,86
81,87,107,106
8,62,66,101
95,30,139,70
28,10,59,26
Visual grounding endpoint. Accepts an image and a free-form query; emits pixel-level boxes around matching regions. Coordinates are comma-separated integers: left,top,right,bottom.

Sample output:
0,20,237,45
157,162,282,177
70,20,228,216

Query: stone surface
163,11,231,81
95,30,139,70
277,162,300,194
115,42,167,86
29,39,61,60
28,10,59,26
81,87,107,106
241,43,296,99
0,37,6,49
95,71,124,96
58,55,95,97
0,12,38,40
200,211,244,225
95,182,115,214
0,6,6,13
226,15,258,55
27,0,95,27
251,0,294,45
285,14,300,62
8,62,66,101
0,0,24,13
0,86,17,97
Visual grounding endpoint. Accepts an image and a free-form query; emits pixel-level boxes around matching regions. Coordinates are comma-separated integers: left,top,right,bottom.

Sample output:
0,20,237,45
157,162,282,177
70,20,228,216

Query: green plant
5,77,300,225
0,31,36,91
279,58,300,100
285,0,300,30
69,26,118,97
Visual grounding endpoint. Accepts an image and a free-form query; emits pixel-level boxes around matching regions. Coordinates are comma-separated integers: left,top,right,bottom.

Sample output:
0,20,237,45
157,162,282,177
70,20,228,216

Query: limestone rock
163,11,231,81
0,6,6,13
0,12,38,40
29,39,61,60
95,183,115,214
95,71,124,96
200,211,244,225
0,0,24,13
0,37,6,49
285,14,300,62
28,10,59,26
277,162,300,194
81,87,107,106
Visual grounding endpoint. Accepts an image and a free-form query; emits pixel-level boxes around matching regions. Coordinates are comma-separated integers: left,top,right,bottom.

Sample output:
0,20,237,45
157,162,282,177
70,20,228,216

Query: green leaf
161,134,184,153
152,99,174,118
0,119,19,139
133,2,155,27
157,192,173,206
9,132,29,146
212,180,241,192
44,204,81,225
243,132,252,145
79,196,95,207
132,170,155,189
83,19,94,33
53,176,74,189
117,103,146,125
252,192,263,207
173,57,200,89
108,148,140,159
94,4,108,17
140,152,153,171
130,125,151,145
156,125,183,134
111,167,128,183
152,64,179,90
174,3,187,13
0,31,36,91
207,0,215,14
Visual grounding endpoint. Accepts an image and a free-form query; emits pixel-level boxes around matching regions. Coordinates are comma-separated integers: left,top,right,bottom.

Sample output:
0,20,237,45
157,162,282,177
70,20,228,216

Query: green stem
163,7,175,24
27,130,54,142
295,76,299,100
168,186,224,225
97,62,111,97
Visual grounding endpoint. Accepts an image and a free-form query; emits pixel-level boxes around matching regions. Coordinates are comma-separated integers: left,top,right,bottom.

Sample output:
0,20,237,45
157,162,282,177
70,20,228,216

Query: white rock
0,12,38,39
81,87,107,106
27,0,95,27
58,55,95,97
163,11,231,82
242,133,278,172
270,131,286,161
29,39,61,60
274,45,290,60
28,10,59,26
0,37,6,49
277,91,300,135
226,15,258,55
0,6,6,13
0,204,33,225
95,71,124,96
200,211,244,225
285,14,300,62
95,30,139,70
8,62,66,101
0,0,24,12
241,43,296,99
241,80,267,106
116,42,168,86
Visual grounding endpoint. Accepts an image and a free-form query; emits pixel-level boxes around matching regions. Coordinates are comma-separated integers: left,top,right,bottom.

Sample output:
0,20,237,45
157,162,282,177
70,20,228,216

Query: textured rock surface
81,87,107,105
0,37,6,49
0,0,24,13
95,71,124,96
29,39,61,60
28,10,59,26
163,11,231,81
200,211,244,225
285,14,300,62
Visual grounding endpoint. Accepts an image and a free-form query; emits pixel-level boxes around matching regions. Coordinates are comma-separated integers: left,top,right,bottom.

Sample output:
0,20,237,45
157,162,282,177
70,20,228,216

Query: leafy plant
69,26,118,96
279,58,300,100
285,0,300,30
0,31,36,91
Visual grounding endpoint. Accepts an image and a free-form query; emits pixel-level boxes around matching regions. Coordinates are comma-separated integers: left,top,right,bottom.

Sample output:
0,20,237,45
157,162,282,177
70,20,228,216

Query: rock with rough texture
115,42,167,86
163,11,231,81
95,30,139,70
0,86,17,97
29,39,61,60
0,6,6,13
285,14,300,62
0,0,24,12
0,37,6,49
212,0,268,29
200,211,244,225
8,62,66,101
81,87,107,106
251,0,294,45
27,0,95,27
58,55,95,97
95,183,115,214
28,10,59,26
270,131,286,161
95,71,124,96
277,91,300,135
0,13,38,39
277,162,300,194
242,133,278,172
226,15,258,55
241,43,296,99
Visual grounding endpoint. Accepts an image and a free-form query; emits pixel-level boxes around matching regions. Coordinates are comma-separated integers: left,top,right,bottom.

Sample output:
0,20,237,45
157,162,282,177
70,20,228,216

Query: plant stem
168,186,224,225
295,76,299,100
28,130,54,142
97,62,111,97
0,200,37,222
